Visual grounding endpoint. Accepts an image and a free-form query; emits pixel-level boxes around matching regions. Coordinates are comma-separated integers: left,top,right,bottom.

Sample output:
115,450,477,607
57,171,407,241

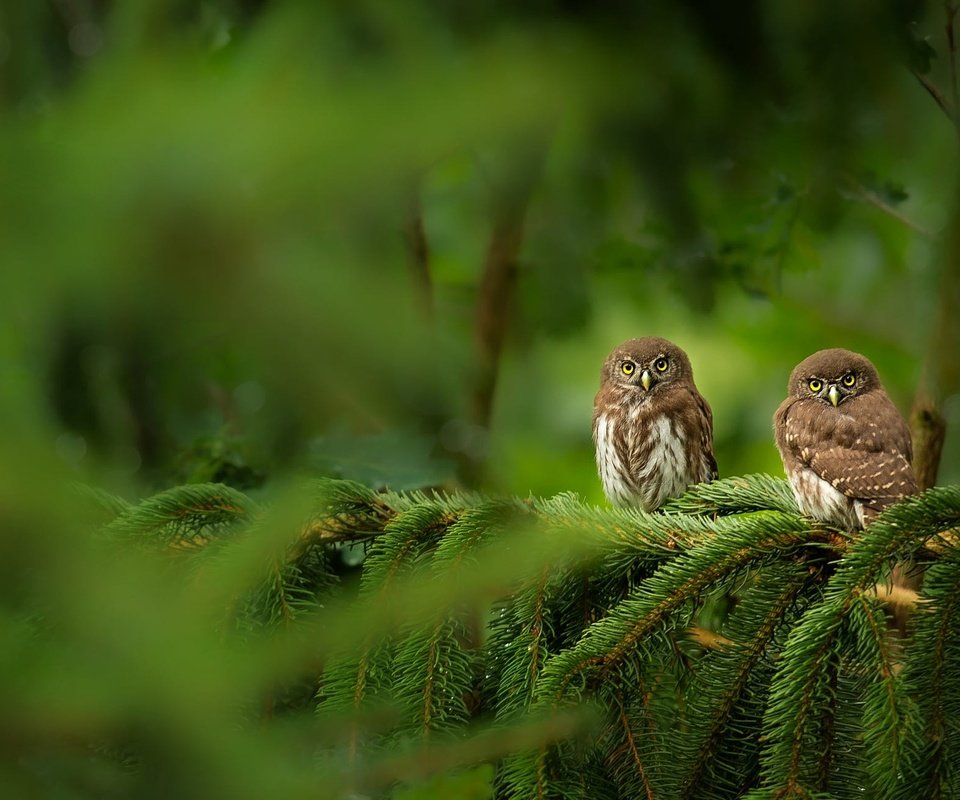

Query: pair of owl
593,337,917,529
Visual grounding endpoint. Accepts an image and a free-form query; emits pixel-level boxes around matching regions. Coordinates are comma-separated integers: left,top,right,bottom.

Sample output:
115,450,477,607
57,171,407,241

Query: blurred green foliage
3,0,957,500
1,0,959,797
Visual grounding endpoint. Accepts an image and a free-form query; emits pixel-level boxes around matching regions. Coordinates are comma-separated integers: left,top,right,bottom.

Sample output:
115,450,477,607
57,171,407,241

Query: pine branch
488,567,553,719
103,482,256,548
612,690,657,800
88,475,960,798
320,502,455,760
898,556,960,798
758,488,960,795
497,737,568,799
536,511,820,704
295,479,420,550
386,501,530,738
676,561,818,799
854,594,916,797
350,710,596,798
73,482,133,520
663,474,799,516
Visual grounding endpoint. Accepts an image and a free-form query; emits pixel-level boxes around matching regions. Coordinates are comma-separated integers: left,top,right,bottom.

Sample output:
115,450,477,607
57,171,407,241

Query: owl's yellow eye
621,362,635,376
808,379,823,393
654,357,669,372
842,373,856,387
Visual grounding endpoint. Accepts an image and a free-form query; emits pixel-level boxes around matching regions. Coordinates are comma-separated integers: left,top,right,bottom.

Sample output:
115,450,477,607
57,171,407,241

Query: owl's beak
828,384,840,407
640,370,653,391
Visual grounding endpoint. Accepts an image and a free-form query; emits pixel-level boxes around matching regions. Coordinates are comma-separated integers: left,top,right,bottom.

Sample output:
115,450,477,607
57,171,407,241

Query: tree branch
911,186,960,491
404,188,434,320
912,69,954,122
947,2,960,141
844,176,934,238
464,143,547,481
471,211,527,430
911,396,948,492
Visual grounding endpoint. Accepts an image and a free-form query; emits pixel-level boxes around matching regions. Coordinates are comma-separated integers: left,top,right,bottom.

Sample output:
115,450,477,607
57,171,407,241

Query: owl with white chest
592,337,717,510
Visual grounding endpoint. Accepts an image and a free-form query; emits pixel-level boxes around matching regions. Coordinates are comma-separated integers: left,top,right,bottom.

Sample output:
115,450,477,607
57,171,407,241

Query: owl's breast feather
789,466,864,529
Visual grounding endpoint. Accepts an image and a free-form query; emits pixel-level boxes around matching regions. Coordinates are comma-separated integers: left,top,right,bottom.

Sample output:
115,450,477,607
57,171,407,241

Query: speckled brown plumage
774,348,917,529
592,337,717,510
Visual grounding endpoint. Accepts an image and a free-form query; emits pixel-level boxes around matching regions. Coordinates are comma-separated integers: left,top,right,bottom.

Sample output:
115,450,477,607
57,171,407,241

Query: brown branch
899,179,960,635
910,184,960,492
404,188,434,320
910,397,948,492
843,175,934,238
687,626,734,650
948,2,960,141
470,209,528,430
463,144,547,482
912,69,954,121
617,698,656,800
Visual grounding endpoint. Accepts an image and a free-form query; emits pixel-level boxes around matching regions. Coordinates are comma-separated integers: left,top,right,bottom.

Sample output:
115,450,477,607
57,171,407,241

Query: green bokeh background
4,2,957,506
1,1,959,796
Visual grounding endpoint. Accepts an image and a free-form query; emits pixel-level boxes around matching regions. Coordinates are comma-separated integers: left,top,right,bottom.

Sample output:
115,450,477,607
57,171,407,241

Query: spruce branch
103,482,256,548
86,476,960,797
663,474,799,517
353,710,596,797
677,562,818,799
388,501,531,737
898,556,960,798
758,488,960,795
320,502,456,759
613,690,656,800
72,482,133,520
854,594,916,797
488,566,553,719
537,511,819,704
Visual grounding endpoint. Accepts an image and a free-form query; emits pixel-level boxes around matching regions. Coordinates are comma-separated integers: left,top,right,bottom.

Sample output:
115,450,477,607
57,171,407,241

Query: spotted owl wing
696,391,718,481
808,446,917,516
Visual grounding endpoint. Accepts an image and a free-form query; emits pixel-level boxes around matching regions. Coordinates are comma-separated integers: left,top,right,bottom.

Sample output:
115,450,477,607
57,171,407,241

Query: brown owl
774,348,917,529
593,337,717,510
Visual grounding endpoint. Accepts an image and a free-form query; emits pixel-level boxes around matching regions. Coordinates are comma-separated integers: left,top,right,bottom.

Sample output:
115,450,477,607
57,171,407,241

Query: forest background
2,1,960,798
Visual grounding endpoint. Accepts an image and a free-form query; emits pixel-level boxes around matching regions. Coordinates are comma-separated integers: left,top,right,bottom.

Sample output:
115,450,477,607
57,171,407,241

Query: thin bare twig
404,189,434,320
911,68,954,121
947,2,960,139
844,176,934,238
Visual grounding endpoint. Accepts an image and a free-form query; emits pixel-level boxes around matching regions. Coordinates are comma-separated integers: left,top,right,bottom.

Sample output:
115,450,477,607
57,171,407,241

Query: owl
593,337,717,510
774,348,917,529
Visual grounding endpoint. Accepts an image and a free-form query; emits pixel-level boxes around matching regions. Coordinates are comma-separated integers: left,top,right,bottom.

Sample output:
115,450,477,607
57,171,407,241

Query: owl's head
788,348,882,407
601,337,693,394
